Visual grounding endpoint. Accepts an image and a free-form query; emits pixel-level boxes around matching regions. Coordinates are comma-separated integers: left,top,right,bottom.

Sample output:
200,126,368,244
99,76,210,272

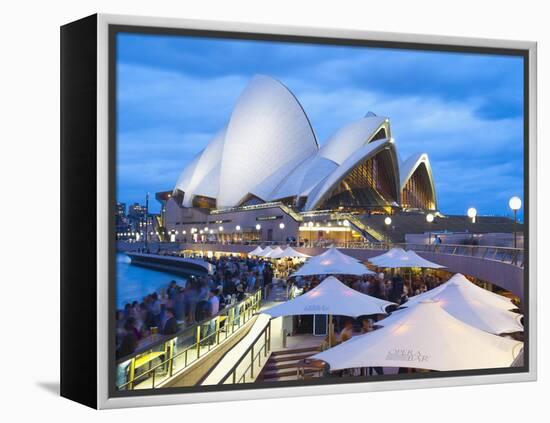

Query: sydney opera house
156,75,438,243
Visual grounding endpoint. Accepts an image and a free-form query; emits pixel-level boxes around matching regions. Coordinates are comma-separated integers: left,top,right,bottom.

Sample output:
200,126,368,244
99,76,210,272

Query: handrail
323,241,524,267
218,320,272,384
338,212,385,243
210,201,303,222
116,289,263,390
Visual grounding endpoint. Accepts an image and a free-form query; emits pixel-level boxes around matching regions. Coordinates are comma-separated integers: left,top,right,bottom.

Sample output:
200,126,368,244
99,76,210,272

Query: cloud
115,34,525,216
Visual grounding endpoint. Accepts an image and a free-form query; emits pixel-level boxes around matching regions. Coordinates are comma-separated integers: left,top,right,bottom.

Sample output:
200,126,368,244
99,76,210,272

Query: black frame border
107,23,530,400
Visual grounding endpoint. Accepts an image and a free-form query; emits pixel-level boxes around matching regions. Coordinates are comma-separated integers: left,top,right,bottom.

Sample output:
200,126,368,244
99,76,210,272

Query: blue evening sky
116,32,524,218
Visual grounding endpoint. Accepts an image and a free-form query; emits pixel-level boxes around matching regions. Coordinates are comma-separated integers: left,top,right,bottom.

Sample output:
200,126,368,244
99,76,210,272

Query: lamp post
279,222,285,243
467,207,477,223
235,225,241,243
218,226,224,244
343,219,350,247
255,223,261,242
144,192,149,252
426,213,434,245
384,216,392,248
509,196,522,248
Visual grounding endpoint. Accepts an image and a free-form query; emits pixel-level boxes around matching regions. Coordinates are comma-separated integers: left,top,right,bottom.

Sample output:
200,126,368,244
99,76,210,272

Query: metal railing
116,289,263,391
219,320,272,384
175,240,524,268
323,241,524,267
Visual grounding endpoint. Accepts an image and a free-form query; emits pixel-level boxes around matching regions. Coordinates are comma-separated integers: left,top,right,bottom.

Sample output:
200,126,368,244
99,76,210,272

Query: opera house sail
171,74,437,216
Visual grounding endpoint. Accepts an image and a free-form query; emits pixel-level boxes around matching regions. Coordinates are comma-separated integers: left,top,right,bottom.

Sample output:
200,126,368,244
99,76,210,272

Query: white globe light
279,222,285,229
218,226,224,232
204,227,208,231
467,207,477,218
255,224,261,230
343,219,350,227
384,217,392,226
308,221,314,227
426,213,434,223
236,225,241,231
509,196,522,211
182,230,186,235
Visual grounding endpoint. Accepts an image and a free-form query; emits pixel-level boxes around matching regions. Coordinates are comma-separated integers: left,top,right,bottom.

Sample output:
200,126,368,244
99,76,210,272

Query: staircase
340,213,385,243
259,346,320,382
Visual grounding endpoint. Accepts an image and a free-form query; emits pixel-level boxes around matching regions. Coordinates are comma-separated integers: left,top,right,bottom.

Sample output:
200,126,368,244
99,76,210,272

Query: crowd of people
116,255,274,359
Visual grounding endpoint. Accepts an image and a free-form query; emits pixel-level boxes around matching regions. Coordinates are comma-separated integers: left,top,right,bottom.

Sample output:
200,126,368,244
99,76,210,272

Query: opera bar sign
386,348,430,363
304,304,330,313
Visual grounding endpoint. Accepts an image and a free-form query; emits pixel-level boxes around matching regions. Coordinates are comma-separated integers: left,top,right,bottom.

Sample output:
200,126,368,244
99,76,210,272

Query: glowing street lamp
509,196,522,248
384,216,392,247
279,222,285,243
426,213,434,245
467,207,477,223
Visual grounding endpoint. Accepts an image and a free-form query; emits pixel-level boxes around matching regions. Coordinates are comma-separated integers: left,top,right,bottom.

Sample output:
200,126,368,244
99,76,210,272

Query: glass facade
318,149,398,210
401,163,436,210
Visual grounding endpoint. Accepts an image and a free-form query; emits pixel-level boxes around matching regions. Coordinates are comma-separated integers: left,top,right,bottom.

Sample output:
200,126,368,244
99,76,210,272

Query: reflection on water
115,253,187,309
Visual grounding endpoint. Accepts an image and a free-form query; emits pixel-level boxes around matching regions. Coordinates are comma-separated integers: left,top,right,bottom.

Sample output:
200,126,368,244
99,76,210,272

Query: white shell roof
267,154,338,201
177,127,226,206
319,116,388,165
173,151,202,203
217,75,318,207
171,74,433,212
305,140,399,211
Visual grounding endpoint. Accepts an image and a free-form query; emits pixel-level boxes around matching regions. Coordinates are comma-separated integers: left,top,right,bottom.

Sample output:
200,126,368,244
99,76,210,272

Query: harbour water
116,253,187,308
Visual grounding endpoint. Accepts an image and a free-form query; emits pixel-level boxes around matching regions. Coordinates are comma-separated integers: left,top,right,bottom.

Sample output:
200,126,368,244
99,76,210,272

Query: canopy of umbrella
263,276,395,319
382,273,522,335
291,247,375,277
401,273,517,311
312,300,523,372
262,246,284,258
248,246,265,257
271,246,311,259
368,247,446,269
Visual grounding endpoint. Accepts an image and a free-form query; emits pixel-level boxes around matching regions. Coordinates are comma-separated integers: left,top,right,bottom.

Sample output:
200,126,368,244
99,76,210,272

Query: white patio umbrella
378,281,523,335
369,248,445,269
248,246,265,257
368,247,408,266
404,273,516,311
312,300,523,371
257,246,273,257
272,246,311,259
264,246,284,258
263,276,395,318
291,247,375,277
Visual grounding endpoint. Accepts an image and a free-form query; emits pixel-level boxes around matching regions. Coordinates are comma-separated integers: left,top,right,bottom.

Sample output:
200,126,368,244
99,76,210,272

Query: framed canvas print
60,13,537,409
